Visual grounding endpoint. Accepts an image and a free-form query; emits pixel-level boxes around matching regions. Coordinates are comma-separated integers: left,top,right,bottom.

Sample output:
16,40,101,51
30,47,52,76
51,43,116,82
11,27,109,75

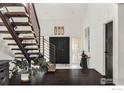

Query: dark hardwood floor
9,69,113,85
40,69,103,85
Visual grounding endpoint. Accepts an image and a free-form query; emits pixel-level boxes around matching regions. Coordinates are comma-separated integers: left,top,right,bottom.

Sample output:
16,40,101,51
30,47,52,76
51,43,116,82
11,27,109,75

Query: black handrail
32,3,40,30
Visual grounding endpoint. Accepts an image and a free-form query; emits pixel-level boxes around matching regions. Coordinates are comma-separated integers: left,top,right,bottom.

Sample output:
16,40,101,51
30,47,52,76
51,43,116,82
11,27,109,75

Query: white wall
40,19,83,37
39,19,83,65
35,4,86,66
82,4,118,84
117,4,124,85
0,37,14,60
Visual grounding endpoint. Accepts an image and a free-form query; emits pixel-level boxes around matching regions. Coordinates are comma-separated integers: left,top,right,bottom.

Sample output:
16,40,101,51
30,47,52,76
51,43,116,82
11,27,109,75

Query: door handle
104,51,112,54
104,51,108,53
105,51,110,54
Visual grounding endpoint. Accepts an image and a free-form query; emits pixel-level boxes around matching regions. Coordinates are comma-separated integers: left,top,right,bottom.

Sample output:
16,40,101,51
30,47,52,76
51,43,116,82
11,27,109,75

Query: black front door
50,37,70,64
105,21,113,83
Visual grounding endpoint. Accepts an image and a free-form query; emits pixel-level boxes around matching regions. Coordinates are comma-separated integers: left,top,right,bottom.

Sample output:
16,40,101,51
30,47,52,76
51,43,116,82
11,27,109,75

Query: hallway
0,3,124,86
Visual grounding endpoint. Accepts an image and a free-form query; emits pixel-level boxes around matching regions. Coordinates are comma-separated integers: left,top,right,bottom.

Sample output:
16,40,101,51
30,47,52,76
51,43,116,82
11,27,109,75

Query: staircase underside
0,3,40,63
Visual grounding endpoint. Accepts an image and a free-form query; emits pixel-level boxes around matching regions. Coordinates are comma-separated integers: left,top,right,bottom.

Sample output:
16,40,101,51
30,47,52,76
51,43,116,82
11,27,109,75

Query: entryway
49,37,70,64
104,21,113,83
71,37,81,68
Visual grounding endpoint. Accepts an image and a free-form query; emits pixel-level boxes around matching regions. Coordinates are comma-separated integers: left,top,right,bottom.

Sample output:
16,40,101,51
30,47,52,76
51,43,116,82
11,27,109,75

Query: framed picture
58,27,61,35
85,27,90,52
54,26,57,35
61,26,64,35
54,26,64,35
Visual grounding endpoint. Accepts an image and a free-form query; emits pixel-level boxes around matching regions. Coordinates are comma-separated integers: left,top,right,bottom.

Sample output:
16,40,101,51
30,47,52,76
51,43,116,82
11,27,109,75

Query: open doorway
71,37,81,68
104,21,113,83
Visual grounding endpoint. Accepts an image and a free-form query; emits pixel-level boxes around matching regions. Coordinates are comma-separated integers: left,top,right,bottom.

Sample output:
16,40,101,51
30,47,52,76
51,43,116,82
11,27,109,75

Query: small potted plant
33,56,48,72
18,60,29,82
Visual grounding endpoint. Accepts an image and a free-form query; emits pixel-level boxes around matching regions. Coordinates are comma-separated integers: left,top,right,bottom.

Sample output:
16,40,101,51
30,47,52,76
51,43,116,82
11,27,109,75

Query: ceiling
34,3,88,20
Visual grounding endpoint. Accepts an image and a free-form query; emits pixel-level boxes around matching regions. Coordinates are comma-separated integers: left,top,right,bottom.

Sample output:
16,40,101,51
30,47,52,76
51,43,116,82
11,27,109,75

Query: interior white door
72,37,81,64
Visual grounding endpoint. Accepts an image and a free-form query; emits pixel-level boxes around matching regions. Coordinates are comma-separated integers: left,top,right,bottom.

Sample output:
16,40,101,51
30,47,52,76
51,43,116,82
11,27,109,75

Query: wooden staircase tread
3,37,35,40
4,12,29,17
15,56,36,59
0,22,32,26
0,22,4,26
15,52,39,55
15,30,33,33
0,30,34,34
8,43,37,46
0,3,24,7
11,22,32,26
12,48,39,50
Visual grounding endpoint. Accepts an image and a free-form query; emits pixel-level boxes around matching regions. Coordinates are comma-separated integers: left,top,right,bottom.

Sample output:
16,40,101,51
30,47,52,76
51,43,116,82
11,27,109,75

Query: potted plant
9,60,19,78
18,60,29,82
9,59,30,82
46,61,56,72
33,56,48,72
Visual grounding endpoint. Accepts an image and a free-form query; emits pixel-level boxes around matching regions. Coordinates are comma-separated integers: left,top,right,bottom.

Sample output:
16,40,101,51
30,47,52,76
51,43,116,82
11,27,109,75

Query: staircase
0,3,56,66
0,3,40,66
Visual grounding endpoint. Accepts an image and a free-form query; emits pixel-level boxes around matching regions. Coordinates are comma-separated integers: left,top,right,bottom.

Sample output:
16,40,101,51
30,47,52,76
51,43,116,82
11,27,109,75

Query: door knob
105,51,108,53
105,51,111,54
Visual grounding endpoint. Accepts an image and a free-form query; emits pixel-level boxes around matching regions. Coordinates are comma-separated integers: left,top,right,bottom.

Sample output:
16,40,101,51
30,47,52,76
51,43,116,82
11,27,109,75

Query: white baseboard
56,64,82,69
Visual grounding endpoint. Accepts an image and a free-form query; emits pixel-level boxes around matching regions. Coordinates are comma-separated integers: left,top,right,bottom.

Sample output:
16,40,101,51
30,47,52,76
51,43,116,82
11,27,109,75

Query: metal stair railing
40,36,56,64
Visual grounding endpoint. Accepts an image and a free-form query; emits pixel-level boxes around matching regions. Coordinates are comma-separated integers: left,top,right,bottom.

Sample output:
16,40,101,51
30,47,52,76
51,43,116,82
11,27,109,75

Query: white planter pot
21,73,29,82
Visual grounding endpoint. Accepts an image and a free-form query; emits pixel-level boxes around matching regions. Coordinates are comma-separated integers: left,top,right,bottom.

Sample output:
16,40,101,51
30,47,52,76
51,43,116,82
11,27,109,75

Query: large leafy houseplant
9,60,29,78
